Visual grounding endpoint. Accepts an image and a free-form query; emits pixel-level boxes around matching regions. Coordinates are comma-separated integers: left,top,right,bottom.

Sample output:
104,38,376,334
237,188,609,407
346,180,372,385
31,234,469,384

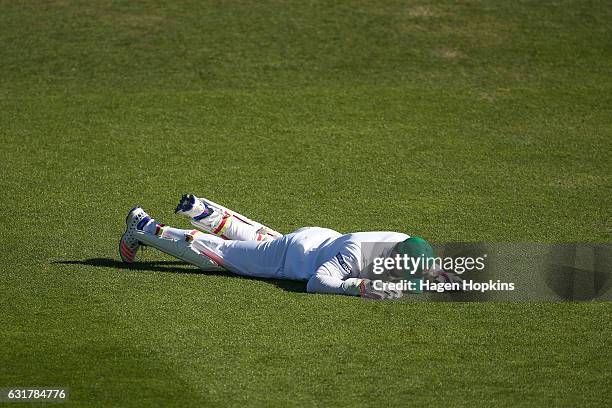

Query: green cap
394,236,434,275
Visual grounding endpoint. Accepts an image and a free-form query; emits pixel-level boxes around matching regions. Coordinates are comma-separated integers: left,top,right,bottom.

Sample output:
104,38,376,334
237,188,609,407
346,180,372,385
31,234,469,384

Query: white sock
159,226,190,240
140,217,189,241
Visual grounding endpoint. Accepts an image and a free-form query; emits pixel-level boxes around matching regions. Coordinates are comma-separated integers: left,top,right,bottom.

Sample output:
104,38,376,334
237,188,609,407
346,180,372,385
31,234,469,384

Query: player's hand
425,267,463,285
359,279,403,300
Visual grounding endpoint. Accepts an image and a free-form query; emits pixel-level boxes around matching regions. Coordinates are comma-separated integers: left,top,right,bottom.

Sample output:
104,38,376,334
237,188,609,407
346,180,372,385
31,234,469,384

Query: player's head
393,236,434,276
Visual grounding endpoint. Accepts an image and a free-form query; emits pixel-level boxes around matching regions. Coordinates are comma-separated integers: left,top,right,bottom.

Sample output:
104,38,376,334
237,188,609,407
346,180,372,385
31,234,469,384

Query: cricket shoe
175,194,214,220
119,206,150,263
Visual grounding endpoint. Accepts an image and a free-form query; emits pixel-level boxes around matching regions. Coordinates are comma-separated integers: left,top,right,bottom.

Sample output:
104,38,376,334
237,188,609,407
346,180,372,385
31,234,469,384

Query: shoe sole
120,206,144,263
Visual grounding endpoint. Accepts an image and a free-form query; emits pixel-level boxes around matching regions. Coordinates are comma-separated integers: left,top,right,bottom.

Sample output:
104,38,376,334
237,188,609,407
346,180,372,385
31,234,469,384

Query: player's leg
174,194,282,242
135,229,222,270
190,232,291,279
119,207,289,278
119,207,219,269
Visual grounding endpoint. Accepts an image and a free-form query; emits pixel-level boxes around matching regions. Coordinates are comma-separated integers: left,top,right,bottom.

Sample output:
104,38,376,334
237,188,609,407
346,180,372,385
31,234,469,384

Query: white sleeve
306,244,362,296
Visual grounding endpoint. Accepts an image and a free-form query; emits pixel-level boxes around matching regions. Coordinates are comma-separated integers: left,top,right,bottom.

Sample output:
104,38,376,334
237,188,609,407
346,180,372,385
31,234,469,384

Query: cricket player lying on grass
119,194,460,299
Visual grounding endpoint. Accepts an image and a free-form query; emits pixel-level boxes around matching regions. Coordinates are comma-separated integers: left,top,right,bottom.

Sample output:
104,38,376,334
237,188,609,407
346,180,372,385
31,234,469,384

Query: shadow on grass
53,258,307,293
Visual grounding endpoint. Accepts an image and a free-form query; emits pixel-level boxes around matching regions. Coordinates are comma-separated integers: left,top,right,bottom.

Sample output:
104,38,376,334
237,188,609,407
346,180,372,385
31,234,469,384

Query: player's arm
306,265,356,295
306,246,359,295
306,265,399,299
306,246,399,299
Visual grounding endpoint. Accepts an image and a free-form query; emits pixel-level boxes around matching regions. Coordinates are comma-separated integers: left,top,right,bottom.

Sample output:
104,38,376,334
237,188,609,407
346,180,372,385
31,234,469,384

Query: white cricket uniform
190,227,408,295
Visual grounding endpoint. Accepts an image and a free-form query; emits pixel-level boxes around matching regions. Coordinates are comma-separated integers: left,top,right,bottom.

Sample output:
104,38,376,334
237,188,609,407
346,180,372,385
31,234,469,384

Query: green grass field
1,0,611,406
